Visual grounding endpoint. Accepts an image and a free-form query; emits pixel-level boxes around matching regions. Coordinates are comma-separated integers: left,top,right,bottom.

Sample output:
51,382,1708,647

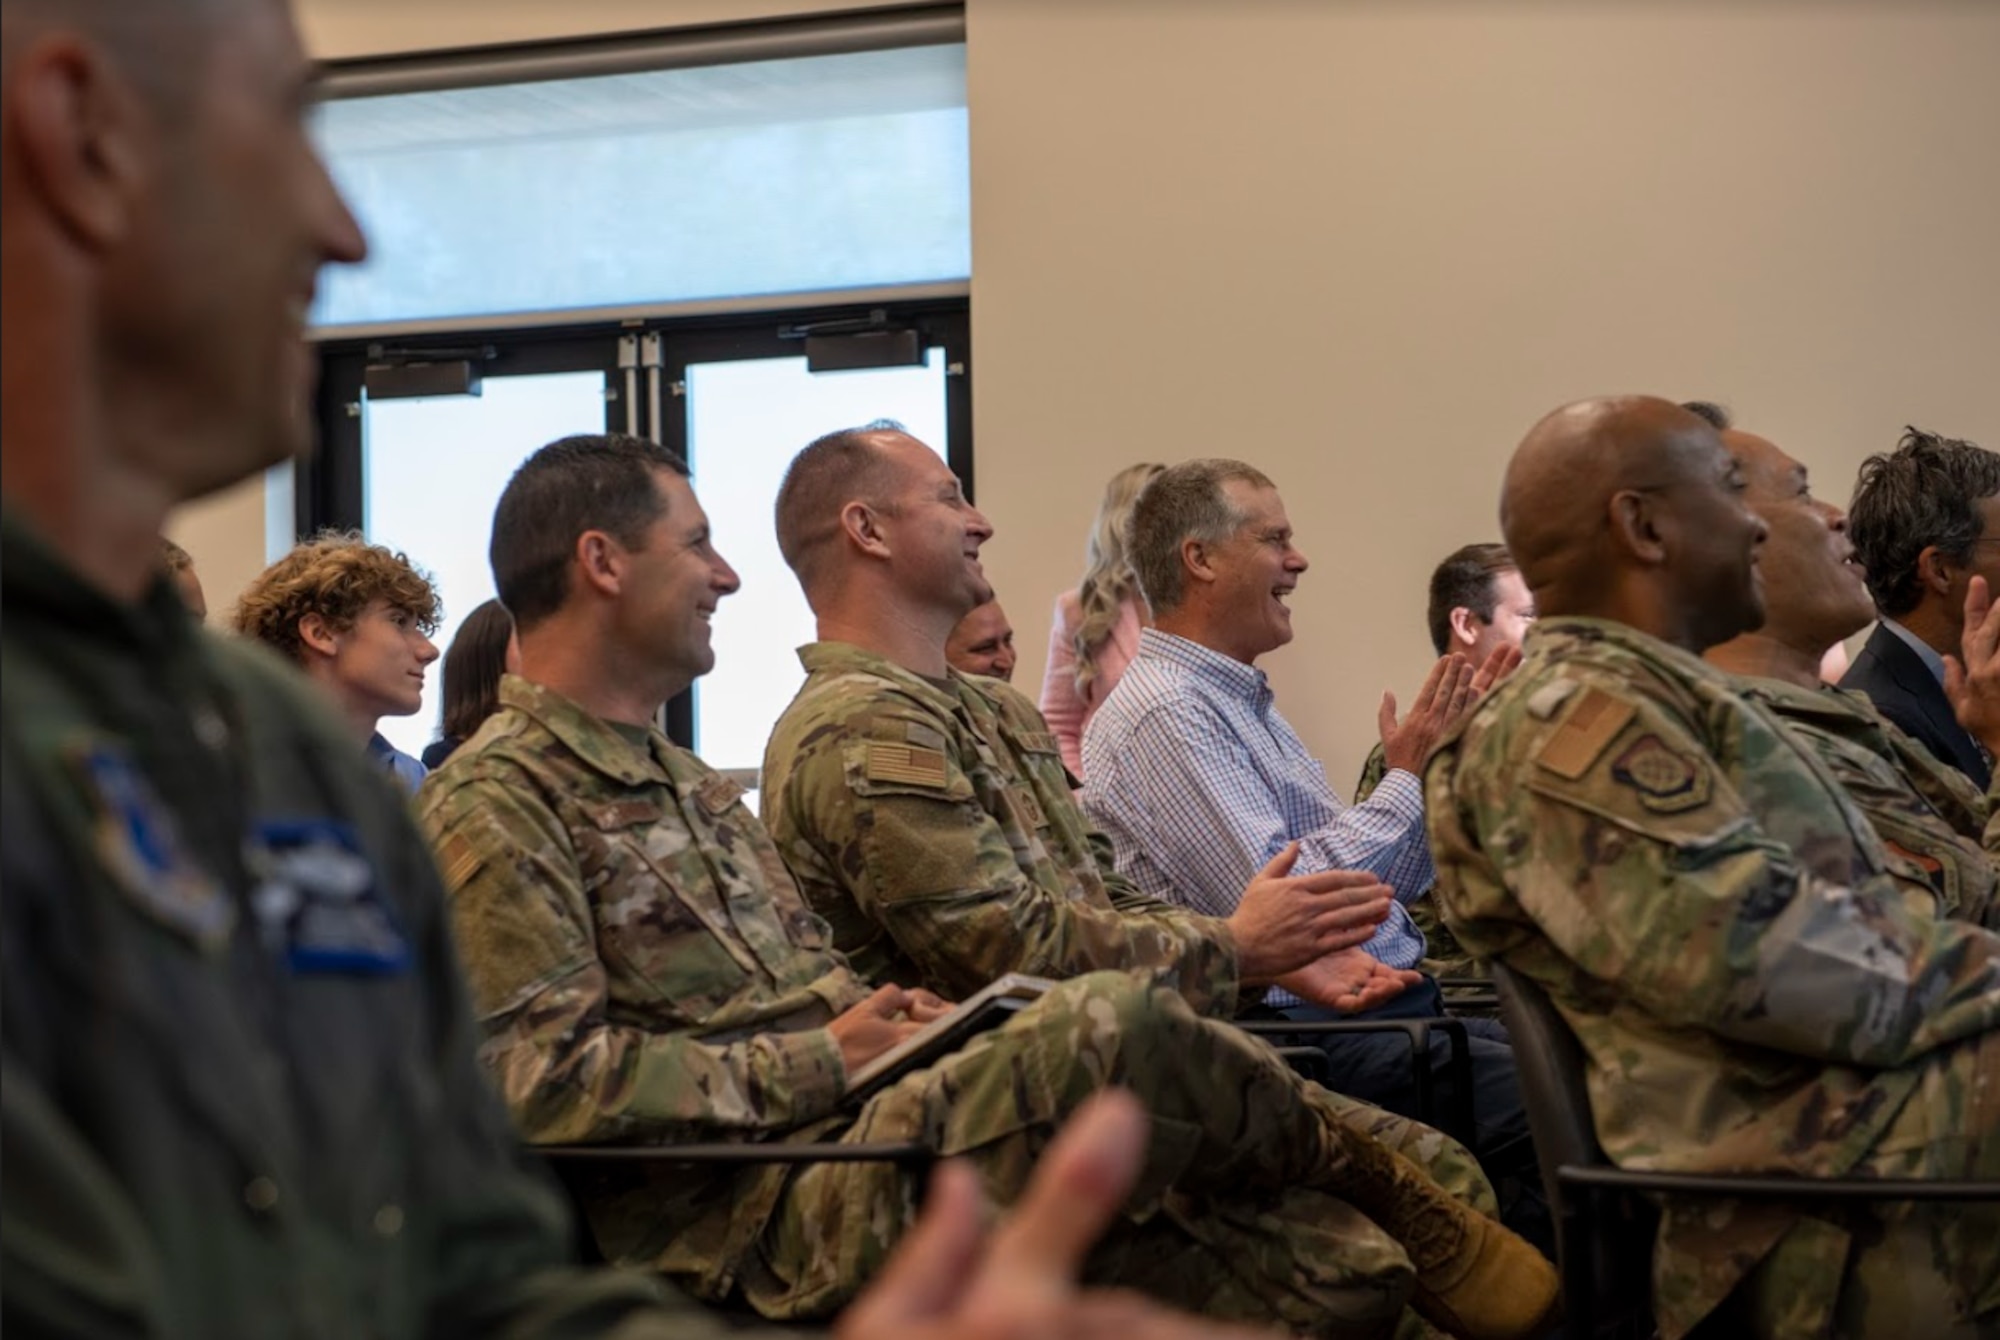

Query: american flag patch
865,742,950,788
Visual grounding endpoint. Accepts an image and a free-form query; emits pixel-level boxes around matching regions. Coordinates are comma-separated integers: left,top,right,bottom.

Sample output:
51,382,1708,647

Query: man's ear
575,530,622,598
1448,606,1482,649
839,501,892,561
1179,535,1219,588
1916,544,1957,597
1608,490,1668,565
297,613,340,658
8,34,155,252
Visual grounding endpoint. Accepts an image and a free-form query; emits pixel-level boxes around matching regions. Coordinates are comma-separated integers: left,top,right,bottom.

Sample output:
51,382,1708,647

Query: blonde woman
1039,462,1164,777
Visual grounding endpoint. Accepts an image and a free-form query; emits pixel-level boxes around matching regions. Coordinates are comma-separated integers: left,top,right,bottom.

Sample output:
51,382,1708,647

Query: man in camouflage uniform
1698,406,1999,929
420,433,1558,1340
1354,543,1538,981
1428,395,2000,1339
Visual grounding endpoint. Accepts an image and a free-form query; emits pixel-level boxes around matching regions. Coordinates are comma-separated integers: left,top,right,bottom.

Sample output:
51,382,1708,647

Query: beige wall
186,0,1999,782
967,0,1999,785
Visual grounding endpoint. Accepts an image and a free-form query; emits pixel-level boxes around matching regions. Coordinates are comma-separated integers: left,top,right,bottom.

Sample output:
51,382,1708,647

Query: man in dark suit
1841,427,2000,788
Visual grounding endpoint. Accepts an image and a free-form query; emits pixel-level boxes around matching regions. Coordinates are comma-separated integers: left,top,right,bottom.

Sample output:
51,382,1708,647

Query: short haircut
232,531,440,667
3,0,225,114
773,419,911,592
159,537,196,574
489,433,690,632
438,598,514,743
1847,427,2000,618
1425,543,1517,655
1679,401,1733,431
1128,458,1276,615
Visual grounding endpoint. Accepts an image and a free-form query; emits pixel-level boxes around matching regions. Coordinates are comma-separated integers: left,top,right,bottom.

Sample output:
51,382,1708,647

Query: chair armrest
1557,1164,2000,1202
540,1142,934,1168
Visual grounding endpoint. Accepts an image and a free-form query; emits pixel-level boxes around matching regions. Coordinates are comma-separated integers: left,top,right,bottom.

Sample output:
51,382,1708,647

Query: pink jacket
1037,590,1144,779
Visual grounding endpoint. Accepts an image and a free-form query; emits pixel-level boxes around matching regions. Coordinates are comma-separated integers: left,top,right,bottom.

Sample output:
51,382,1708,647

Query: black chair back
1490,961,1659,1340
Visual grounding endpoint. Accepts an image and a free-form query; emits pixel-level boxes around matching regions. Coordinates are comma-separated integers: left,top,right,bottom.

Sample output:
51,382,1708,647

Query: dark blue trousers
1273,975,1551,1256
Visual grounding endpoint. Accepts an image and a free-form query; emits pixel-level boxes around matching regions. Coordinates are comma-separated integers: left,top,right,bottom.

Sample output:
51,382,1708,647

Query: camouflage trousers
1693,1030,2000,1340
747,970,1495,1337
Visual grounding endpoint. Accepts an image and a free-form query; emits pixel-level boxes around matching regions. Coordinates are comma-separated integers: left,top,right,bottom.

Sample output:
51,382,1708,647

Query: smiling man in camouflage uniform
418,432,1557,1340
1696,403,1999,929
1427,395,2000,1339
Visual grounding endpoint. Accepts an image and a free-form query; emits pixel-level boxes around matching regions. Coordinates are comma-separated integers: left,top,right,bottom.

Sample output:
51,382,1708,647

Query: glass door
656,309,968,806
678,352,952,804
362,370,615,759
307,303,969,780
308,336,625,759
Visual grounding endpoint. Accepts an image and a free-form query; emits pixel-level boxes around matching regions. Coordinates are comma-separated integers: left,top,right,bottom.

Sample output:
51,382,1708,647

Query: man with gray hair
1080,459,1544,1246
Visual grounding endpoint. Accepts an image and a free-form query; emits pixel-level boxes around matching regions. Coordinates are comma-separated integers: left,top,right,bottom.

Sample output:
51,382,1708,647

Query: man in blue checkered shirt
1081,457,1546,1252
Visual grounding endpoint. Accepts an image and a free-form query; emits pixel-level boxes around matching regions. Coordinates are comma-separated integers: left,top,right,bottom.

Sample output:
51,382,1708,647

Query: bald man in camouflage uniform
421,433,1559,1340
1698,405,1999,928
1428,396,2000,1340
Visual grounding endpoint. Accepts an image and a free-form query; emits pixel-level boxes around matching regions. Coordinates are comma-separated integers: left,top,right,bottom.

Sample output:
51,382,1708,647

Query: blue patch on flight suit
77,744,234,951
249,819,409,975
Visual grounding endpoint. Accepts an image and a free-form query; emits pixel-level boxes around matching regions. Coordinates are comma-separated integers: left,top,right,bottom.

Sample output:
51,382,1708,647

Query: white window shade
311,43,968,330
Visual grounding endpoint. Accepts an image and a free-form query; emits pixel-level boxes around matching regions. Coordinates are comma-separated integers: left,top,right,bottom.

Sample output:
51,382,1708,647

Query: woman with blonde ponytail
1038,462,1164,777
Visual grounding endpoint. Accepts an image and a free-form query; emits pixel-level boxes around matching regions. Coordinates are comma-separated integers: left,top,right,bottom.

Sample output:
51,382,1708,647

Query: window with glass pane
311,45,968,329
363,371,610,760
687,354,947,804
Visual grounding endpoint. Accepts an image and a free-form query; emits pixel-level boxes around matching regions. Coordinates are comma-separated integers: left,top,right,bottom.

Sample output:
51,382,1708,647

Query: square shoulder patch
1533,687,1637,780
865,742,950,789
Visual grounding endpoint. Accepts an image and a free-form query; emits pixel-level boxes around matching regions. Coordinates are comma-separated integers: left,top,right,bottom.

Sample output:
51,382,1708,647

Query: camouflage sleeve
1093,829,1251,1007
1094,827,1206,919
1872,711,1995,844
1433,686,2000,1068
1353,742,1389,804
1986,796,2000,869
771,700,1240,1009
988,680,1210,939
418,771,848,1146
363,760,792,1337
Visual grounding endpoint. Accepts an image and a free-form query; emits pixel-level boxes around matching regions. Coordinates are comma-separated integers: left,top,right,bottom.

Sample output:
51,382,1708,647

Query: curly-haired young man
234,531,442,788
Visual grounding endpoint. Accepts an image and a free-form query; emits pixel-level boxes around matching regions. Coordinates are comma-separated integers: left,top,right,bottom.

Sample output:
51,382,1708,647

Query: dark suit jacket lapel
1867,625,1991,786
